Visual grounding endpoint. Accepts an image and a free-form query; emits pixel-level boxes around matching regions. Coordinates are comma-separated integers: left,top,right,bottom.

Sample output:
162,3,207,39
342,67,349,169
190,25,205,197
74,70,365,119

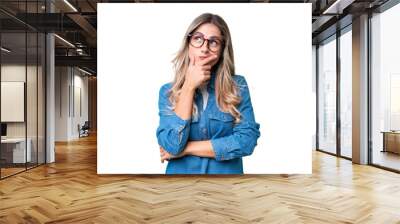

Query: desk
381,131,400,154
1,138,31,163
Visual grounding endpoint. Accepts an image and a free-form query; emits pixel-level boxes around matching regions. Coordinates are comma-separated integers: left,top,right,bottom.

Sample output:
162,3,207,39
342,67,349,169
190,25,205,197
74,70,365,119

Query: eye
209,39,220,47
193,36,203,43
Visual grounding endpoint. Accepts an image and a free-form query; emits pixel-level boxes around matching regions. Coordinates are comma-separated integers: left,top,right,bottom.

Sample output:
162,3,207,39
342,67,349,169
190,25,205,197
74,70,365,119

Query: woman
156,13,260,174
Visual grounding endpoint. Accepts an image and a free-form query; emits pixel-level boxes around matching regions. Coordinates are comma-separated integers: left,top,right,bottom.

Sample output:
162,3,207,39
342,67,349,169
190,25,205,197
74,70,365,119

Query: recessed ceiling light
1,47,11,53
63,0,78,12
78,67,93,76
323,0,355,15
54,34,75,48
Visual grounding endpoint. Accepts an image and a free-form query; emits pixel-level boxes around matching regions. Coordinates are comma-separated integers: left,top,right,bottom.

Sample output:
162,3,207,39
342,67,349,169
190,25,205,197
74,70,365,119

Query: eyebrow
193,32,222,40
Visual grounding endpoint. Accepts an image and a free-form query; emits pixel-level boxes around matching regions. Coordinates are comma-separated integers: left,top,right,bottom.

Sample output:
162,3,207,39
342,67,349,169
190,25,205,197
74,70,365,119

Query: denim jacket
156,73,260,174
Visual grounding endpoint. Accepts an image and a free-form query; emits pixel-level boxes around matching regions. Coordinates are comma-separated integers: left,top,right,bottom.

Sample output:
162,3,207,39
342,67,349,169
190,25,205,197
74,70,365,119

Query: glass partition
0,1,46,179
27,30,38,169
1,31,28,177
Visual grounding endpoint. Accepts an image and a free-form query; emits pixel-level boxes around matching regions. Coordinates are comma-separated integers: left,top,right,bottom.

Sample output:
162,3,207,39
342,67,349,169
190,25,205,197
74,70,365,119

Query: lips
199,55,209,60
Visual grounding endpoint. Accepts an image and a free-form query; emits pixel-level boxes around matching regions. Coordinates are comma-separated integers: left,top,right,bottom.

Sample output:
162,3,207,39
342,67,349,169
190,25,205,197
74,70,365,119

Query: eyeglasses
188,32,223,52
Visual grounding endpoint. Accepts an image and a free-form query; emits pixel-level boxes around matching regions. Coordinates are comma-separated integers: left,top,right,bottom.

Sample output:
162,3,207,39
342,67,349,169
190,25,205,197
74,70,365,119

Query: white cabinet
1,138,32,163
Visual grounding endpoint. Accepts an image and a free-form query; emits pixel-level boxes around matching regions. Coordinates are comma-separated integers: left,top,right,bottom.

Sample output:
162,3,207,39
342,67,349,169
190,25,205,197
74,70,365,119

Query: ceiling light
1,47,11,53
322,0,355,15
63,0,78,12
78,67,93,76
54,34,75,48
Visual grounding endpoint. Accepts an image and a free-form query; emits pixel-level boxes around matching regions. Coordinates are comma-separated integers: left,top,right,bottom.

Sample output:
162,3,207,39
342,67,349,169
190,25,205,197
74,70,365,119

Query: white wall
55,67,89,141
73,72,89,137
55,66,69,141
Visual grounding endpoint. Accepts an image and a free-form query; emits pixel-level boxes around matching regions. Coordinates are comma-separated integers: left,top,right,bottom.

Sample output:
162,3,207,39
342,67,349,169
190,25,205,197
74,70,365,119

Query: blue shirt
156,73,260,174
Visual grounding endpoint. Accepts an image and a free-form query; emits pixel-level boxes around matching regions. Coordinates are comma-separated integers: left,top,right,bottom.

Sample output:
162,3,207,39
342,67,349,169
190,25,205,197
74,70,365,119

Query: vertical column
46,0,55,163
312,45,317,150
352,14,369,164
336,30,341,156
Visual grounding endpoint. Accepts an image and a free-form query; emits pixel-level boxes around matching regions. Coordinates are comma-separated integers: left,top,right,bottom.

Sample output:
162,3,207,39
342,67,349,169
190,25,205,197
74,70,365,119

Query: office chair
79,121,90,138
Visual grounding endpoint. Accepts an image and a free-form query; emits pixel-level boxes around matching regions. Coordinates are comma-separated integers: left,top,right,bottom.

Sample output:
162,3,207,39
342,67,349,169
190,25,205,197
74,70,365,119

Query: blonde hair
169,13,241,123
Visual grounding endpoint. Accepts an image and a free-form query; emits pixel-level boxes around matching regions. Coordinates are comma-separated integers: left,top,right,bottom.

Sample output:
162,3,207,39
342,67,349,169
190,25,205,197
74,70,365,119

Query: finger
201,65,212,71
199,55,217,66
161,154,169,162
202,70,211,77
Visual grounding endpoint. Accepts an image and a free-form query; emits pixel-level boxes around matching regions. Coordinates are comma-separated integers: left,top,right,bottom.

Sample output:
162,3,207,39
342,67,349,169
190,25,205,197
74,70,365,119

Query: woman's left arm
160,140,214,163
208,75,260,161
160,76,260,162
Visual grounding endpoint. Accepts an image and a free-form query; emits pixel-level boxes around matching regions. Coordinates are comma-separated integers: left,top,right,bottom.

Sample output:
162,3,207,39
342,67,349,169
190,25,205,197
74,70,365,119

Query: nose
200,39,209,53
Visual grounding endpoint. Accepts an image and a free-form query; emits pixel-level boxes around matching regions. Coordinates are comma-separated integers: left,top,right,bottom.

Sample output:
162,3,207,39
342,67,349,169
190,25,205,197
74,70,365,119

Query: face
188,23,223,67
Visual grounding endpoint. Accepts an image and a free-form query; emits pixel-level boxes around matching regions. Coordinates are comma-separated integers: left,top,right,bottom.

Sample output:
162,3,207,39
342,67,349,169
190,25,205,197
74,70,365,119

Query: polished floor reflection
373,150,400,171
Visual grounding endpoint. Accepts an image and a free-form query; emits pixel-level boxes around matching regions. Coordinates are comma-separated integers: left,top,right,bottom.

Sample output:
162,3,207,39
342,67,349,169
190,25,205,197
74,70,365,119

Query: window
318,36,337,154
339,28,352,158
371,2,400,171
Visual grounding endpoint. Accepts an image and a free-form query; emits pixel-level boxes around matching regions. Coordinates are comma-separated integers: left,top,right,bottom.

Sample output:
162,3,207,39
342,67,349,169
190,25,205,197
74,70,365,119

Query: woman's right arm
156,84,193,156
156,55,217,156
175,55,217,119
173,84,196,120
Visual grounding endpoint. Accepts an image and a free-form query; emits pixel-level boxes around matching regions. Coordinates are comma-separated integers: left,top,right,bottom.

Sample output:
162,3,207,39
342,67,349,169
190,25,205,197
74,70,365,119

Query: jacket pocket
208,112,234,137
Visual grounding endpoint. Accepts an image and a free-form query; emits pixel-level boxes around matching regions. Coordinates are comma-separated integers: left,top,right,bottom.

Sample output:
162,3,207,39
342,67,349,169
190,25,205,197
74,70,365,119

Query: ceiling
0,0,393,75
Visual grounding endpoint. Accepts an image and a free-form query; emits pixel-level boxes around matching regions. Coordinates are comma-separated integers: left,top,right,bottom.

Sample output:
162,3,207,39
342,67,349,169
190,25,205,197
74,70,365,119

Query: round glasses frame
187,33,224,53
